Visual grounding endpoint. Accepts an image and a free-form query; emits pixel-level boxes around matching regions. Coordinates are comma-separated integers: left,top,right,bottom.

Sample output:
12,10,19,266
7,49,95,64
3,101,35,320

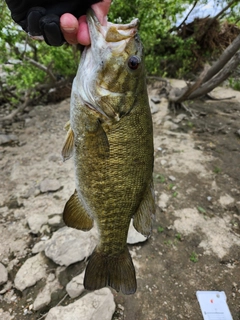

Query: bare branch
188,51,240,100
0,90,31,121
24,57,57,82
202,33,240,83
169,0,199,33
170,64,210,103
212,0,238,21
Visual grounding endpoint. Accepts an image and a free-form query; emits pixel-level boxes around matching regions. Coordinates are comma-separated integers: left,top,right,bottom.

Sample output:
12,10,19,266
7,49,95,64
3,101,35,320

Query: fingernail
63,27,77,33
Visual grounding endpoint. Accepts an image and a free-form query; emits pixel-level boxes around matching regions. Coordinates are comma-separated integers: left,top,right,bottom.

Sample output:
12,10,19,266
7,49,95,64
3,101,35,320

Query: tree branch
0,90,31,121
169,0,199,33
188,51,240,100
170,64,210,103
24,57,57,82
202,33,240,83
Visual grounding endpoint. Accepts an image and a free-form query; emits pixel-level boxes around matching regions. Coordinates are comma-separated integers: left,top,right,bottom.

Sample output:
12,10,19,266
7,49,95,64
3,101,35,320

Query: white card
196,291,233,320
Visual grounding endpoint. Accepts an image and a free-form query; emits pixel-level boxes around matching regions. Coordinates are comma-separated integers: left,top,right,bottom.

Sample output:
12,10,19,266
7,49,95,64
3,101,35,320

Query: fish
62,9,155,295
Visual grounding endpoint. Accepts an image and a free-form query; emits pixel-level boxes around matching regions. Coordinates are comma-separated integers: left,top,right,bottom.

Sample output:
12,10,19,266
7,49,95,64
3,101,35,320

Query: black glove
6,0,102,46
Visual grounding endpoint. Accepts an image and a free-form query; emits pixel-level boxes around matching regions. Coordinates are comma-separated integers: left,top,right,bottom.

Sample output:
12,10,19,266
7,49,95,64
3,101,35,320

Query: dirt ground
0,81,240,320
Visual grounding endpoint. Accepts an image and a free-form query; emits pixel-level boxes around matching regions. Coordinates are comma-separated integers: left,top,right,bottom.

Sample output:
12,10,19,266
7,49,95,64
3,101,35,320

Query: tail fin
84,246,136,295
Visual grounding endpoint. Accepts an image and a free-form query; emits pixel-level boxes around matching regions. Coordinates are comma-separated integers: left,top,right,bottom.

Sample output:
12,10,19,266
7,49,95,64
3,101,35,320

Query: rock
160,159,167,166
0,281,12,294
0,134,18,146
169,175,176,181
158,193,170,210
219,194,235,207
5,197,21,209
172,113,187,123
150,102,160,114
66,271,85,298
32,241,48,254
163,120,179,131
127,220,147,244
235,129,240,137
27,214,48,234
48,215,62,227
0,263,8,285
45,227,98,266
33,274,61,311
40,179,62,193
14,253,48,291
0,309,14,320
45,288,115,320
151,96,161,104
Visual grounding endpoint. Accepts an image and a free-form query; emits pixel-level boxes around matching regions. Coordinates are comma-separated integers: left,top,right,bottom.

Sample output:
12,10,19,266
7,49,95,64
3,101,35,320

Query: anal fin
63,190,93,231
84,246,136,295
133,181,155,237
62,120,74,161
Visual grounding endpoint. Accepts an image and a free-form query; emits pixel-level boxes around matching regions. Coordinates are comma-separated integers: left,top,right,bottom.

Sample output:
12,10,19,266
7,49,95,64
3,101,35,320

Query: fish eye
128,56,141,70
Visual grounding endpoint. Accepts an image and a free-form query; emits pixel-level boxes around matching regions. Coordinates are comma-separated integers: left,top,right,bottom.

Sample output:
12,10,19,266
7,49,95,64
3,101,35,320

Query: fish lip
86,8,100,26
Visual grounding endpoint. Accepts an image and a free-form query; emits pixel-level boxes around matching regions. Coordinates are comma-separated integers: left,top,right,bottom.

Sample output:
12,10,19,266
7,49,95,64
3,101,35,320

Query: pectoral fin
63,190,93,231
62,121,74,161
133,182,155,237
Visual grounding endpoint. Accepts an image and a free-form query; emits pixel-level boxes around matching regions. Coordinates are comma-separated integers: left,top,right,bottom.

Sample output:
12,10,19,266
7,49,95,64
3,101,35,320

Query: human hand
60,0,111,46
5,0,110,46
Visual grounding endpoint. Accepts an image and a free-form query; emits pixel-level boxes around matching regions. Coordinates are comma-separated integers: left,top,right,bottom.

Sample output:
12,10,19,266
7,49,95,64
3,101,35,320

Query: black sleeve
5,0,102,46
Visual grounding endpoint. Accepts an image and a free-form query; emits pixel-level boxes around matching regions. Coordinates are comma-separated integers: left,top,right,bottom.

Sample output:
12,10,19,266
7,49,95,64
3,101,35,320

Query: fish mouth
87,9,139,53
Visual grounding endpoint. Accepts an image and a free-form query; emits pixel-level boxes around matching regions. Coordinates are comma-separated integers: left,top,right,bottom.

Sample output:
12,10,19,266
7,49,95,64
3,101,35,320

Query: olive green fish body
62,9,155,295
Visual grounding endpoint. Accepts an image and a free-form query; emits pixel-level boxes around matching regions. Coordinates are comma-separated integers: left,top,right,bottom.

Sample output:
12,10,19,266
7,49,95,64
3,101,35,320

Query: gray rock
66,271,85,298
40,179,62,193
45,227,98,266
32,241,48,254
48,215,62,227
0,309,14,320
150,102,160,114
158,193,170,210
151,96,161,104
0,134,18,146
235,129,240,137
173,113,187,123
169,175,176,181
45,288,115,320
14,253,48,291
163,120,179,131
127,220,147,244
0,281,12,294
0,263,8,285
27,214,48,234
33,274,61,311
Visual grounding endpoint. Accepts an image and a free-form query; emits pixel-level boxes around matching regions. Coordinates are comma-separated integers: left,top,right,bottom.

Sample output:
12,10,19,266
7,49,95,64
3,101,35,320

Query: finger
27,7,46,35
92,0,111,26
77,15,91,46
60,13,79,45
40,14,65,46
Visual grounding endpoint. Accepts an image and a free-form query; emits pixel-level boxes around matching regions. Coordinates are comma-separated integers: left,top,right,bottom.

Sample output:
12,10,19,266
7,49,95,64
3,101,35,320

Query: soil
0,81,240,320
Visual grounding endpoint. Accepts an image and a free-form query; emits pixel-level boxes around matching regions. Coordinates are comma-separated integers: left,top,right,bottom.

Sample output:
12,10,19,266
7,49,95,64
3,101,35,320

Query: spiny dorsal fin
84,246,136,295
133,181,155,237
62,121,74,161
63,190,93,231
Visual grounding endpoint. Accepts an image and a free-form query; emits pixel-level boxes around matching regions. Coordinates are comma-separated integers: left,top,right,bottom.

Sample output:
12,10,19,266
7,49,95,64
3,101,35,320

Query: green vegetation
1,0,240,107
158,226,164,233
197,206,206,214
190,251,198,263
213,166,222,174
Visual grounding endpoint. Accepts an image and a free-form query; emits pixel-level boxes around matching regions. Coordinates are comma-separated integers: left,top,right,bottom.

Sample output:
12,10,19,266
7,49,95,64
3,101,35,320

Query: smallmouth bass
62,9,155,295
